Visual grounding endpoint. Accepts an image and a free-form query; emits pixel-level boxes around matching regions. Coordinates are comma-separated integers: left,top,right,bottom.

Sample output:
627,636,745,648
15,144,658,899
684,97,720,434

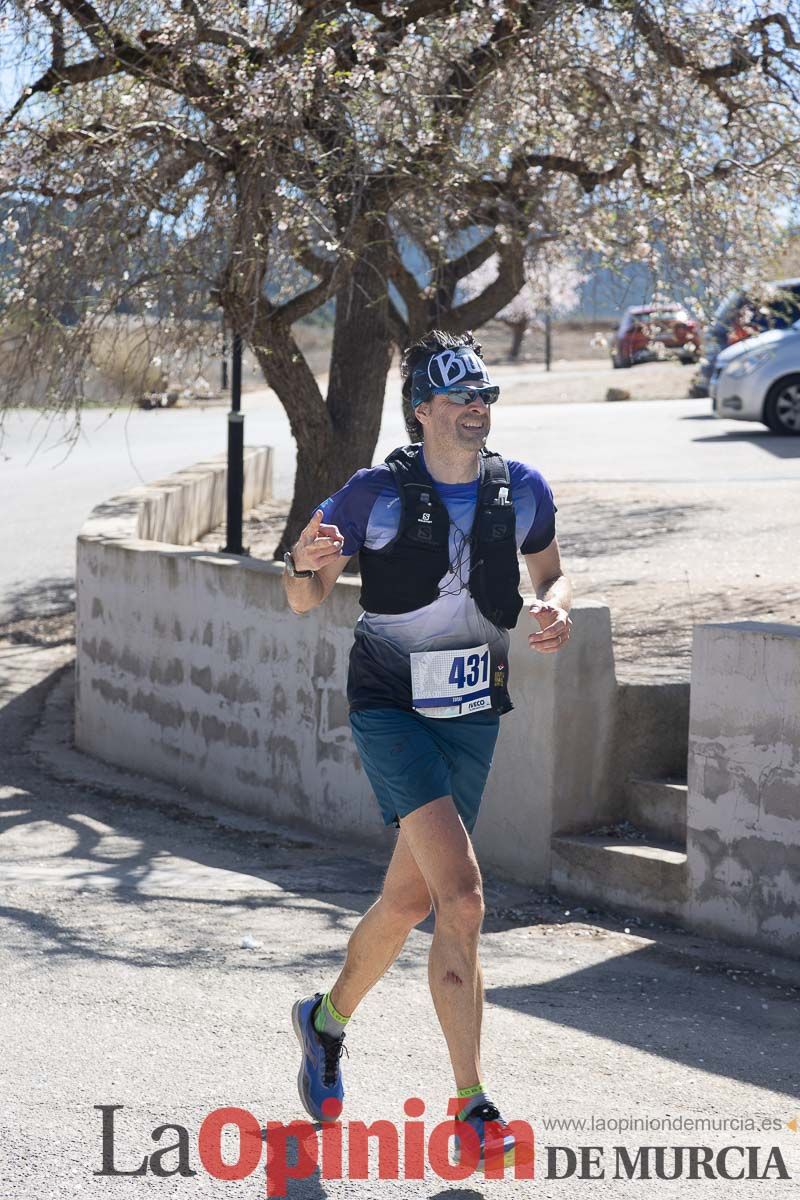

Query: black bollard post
223,332,247,555
221,316,229,392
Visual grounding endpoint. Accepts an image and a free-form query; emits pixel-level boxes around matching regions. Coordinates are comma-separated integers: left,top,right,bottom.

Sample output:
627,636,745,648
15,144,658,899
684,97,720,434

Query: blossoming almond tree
2,1,799,550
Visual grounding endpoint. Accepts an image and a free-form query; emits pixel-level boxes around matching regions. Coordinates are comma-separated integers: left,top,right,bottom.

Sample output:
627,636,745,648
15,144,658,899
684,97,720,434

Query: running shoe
454,1102,519,1172
291,993,347,1123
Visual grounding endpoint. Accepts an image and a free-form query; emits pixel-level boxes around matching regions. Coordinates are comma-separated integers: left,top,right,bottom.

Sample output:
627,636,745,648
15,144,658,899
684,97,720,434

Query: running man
283,329,572,1169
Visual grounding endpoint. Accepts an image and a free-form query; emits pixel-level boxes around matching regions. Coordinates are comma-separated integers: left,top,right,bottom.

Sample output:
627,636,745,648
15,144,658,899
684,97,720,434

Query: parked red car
611,304,701,368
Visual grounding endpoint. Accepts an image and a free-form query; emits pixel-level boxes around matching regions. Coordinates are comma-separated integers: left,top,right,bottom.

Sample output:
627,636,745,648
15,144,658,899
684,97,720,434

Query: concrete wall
686,622,800,956
610,680,690,800
75,452,619,885
79,449,273,547
475,599,617,883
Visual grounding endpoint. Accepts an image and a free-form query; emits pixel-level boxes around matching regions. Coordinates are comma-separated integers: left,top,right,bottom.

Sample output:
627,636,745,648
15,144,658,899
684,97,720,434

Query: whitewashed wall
686,621,800,956
75,451,618,884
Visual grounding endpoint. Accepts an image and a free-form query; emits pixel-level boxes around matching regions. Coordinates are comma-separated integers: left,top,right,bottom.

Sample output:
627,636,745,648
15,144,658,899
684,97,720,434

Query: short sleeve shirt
314,447,557,712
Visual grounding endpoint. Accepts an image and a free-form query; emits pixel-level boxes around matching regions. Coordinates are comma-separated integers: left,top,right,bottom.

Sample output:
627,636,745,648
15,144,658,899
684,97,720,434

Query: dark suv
697,278,800,394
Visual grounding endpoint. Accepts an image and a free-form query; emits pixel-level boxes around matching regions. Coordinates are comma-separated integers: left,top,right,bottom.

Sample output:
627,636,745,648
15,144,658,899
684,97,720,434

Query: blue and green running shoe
291,993,347,1123
455,1102,519,1173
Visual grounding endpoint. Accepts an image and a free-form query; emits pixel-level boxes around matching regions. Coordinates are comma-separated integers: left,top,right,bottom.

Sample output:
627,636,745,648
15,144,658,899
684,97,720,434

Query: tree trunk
252,224,393,558
543,301,552,372
507,318,528,360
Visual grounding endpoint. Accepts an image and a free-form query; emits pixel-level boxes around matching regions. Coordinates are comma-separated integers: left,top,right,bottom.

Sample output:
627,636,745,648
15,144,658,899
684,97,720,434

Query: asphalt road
2,638,800,1198
2,388,799,621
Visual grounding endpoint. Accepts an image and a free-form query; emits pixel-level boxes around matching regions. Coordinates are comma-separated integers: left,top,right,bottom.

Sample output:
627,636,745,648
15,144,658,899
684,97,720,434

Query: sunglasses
436,385,500,406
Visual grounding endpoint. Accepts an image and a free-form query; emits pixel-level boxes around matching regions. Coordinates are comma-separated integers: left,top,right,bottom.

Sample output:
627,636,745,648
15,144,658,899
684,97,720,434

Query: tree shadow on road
0,661,388,971
0,576,75,633
555,496,710,561
486,938,799,1101
3,660,799,1117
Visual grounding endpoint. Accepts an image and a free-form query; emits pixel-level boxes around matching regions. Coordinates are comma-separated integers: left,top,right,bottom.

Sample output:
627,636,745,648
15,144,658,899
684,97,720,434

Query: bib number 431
448,649,490,690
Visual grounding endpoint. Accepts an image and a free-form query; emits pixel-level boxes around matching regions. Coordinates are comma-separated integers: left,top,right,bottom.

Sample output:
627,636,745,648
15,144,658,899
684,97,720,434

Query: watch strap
284,551,314,579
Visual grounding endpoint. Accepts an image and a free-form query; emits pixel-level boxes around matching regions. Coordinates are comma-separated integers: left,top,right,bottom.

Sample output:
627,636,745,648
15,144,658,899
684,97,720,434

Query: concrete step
551,833,687,922
627,777,687,845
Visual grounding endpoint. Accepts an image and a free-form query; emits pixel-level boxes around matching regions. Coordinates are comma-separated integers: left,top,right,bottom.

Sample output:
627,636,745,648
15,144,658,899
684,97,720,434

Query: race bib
410,644,492,719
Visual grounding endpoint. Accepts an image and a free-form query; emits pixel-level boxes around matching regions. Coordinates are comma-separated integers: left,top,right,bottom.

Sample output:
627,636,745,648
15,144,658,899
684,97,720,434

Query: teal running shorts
349,707,500,833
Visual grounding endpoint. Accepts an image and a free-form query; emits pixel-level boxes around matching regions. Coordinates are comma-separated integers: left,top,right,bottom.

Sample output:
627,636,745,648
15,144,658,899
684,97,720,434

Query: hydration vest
358,444,524,629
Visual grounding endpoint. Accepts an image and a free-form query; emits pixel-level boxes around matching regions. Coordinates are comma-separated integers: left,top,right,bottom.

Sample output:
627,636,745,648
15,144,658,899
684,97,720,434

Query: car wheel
763,374,800,435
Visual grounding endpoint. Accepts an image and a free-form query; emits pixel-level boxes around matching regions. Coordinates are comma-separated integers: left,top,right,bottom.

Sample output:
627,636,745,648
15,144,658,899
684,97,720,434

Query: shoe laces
319,1031,348,1087
465,1102,505,1128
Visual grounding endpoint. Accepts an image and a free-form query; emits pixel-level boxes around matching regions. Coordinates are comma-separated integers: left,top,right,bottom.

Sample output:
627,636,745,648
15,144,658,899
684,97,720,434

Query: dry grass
0,317,222,407
289,317,617,379
90,326,169,397
2,313,687,408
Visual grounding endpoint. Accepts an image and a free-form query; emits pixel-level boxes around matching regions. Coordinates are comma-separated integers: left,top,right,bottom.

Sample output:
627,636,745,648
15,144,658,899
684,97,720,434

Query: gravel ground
194,478,800,683
472,358,701,406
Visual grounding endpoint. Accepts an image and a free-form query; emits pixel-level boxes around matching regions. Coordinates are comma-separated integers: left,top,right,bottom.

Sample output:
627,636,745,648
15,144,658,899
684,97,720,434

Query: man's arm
284,509,352,614
523,537,573,654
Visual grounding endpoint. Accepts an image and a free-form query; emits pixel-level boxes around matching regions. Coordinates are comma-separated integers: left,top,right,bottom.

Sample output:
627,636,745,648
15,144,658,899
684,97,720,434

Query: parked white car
709,320,800,434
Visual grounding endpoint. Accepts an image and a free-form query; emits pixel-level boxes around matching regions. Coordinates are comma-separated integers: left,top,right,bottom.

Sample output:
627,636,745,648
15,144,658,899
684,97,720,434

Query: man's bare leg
475,959,484,1068
328,831,433,1017
398,796,485,1091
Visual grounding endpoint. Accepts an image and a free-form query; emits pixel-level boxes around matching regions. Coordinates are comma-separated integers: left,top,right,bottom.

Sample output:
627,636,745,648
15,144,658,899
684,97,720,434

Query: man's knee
381,890,432,929
433,884,484,932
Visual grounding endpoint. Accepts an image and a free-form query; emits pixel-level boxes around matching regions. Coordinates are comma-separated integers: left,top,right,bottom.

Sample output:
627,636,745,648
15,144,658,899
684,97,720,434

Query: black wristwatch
283,551,314,579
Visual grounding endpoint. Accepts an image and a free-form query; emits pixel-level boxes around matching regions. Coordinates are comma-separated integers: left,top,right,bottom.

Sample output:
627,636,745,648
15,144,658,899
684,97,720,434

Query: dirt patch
195,478,800,684
194,500,290,561
556,481,800,681
486,357,698,406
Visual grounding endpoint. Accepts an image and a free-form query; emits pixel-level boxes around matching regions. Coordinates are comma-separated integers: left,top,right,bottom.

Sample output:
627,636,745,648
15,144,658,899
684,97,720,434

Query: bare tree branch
39,120,230,171
386,237,427,327
274,267,338,325
6,56,122,122
443,239,527,333
34,0,65,68
605,1,800,113
444,232,500,285
58,0,117,47
443,238,525,333
518,136,643,194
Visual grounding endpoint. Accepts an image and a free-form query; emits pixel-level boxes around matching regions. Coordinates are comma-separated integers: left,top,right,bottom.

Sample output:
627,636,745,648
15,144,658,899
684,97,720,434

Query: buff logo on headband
412,347,492,406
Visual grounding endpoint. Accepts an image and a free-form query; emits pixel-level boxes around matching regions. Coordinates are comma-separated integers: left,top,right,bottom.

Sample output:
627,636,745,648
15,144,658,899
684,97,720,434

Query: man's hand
528,601,572,654
292,509,344,573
